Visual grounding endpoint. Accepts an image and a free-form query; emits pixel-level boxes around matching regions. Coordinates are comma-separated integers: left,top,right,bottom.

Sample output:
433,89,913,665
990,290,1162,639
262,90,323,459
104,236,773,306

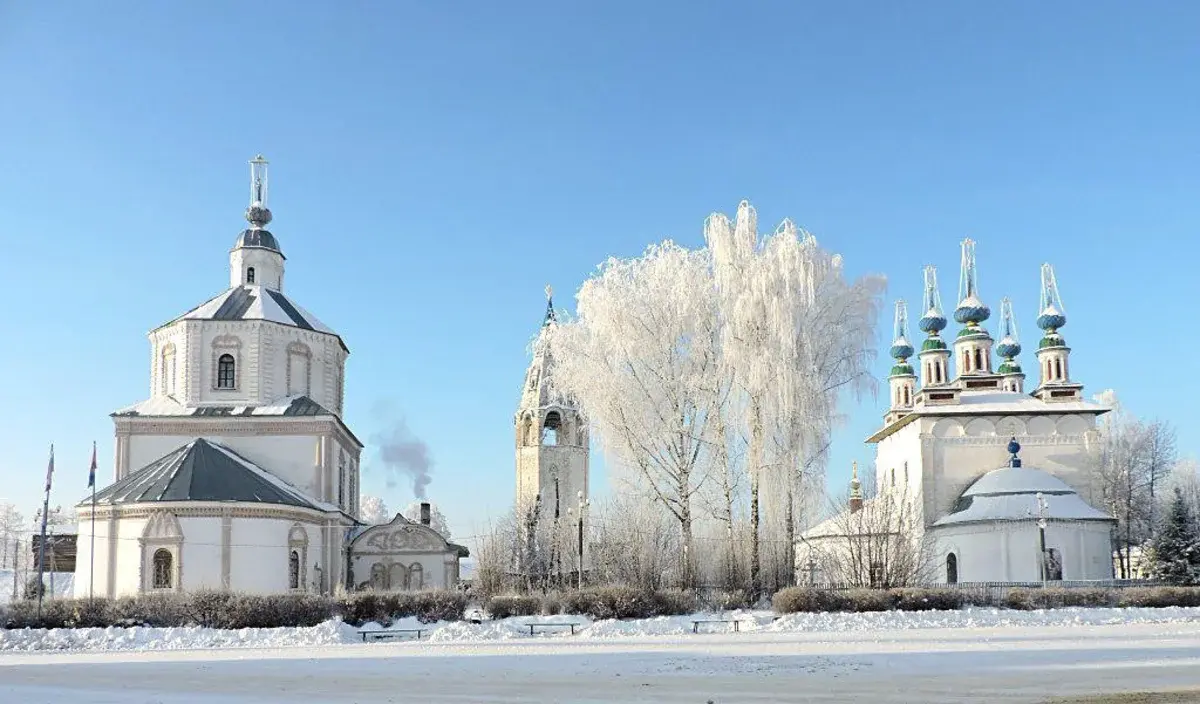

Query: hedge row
2,590,468,630
772,586,1200,614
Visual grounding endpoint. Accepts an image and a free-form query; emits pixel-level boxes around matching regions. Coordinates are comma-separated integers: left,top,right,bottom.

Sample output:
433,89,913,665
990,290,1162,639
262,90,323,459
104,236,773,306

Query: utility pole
1036,492,1049,584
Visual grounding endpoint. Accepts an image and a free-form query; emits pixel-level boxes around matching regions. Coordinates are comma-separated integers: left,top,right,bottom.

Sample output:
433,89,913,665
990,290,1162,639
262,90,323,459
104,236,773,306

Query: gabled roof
87,438,336,512
155,285,347,352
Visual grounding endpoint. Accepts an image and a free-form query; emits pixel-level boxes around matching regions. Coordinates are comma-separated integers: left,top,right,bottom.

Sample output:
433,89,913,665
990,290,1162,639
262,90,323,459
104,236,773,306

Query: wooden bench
691,619,748,634
525,622,583,636
359,628,426,642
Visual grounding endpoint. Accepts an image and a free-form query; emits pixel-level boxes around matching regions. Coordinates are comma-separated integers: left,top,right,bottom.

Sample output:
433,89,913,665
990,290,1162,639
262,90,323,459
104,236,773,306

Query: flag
88,442,97,488
45,444,55,493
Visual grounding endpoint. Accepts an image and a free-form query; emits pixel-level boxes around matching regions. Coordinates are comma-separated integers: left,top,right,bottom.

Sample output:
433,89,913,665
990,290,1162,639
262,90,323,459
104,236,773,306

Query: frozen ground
2,610,1200,703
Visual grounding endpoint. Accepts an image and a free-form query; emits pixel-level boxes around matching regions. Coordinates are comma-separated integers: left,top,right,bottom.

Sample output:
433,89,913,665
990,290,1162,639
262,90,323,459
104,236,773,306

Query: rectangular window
338,452,346,510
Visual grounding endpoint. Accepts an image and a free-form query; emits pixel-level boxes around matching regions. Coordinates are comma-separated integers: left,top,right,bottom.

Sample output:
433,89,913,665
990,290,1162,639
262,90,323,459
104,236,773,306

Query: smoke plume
370,419,433,499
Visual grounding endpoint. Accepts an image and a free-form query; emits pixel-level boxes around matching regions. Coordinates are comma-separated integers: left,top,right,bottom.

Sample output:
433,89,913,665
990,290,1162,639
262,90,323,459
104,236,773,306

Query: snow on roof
924,390,1107,416
962,466,1075,497
113,395,335,419
933,465,1111,527
157,285,345,350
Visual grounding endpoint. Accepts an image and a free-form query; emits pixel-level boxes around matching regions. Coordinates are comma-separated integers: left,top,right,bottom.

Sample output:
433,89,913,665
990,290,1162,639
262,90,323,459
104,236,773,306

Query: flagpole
37,444,53,618
90,441,97,602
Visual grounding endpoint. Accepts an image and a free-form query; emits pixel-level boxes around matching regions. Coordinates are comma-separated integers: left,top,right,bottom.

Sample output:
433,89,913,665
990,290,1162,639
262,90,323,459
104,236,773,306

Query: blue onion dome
1036,304,1067,332
918,308,947,334
921,336,947,352
890,335,914,361
995,335,1022,360
953,295,991,325
997,359,1023,375
1039,331,1066,349
890,362,915,377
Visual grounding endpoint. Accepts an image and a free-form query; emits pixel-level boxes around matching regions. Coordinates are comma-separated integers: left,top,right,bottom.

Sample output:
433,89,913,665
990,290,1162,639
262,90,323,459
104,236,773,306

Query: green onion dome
922,336,948,352
1039,332,1066,349
890,362,916,377
998,359,1023,375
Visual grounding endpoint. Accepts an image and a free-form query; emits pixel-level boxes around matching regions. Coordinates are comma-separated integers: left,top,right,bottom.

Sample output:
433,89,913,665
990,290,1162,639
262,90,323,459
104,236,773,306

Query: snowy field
2,608,1200,702
0,570,73,605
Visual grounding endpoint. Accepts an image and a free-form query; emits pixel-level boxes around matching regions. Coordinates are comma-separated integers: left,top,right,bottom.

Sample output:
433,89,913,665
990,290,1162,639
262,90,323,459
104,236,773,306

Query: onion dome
957,325,990,339
890,361,915,377
1037,263,1068,332
1037,304,1066,332
922,336,948,352
995,297,1022,360
918,308,947,334
890,300,915,362
954,239,990,325
954,296,991,325
1039,331,1066,350
997,359,1023,375
919,265,948,334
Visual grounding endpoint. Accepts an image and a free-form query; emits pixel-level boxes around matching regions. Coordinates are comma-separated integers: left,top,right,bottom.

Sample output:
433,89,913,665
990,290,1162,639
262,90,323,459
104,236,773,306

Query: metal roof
933,465,1112,527
89,438,331,511
157,285,347,352
234,228,284,255
114,395,333,418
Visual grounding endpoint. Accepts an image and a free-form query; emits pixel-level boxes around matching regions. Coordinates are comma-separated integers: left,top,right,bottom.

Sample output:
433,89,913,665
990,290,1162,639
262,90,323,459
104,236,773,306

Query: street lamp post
1036,492,1049,584
576,491,588,589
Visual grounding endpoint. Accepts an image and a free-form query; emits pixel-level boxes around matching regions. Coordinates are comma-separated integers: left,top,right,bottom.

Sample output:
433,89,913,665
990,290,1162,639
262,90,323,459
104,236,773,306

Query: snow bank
3,606,1199,653
0,620,359,653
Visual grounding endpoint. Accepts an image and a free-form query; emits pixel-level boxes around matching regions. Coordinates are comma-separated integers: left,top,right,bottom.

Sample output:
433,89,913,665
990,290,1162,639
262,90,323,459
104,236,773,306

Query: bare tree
1092,393,1179,578
800,484,931,588
587,495,680,591
0,502,24,569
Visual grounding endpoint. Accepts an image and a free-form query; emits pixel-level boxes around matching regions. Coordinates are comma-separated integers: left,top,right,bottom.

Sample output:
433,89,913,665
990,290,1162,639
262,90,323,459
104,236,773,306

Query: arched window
973,348,983,372
389,563,408,591
409,563,423,590
1055,358,1064,382
160,343,176,396
217,354,236,389
246,266,256,284
370,563,387,590
338,452,347,510
946,553,958,584
152,549,173,589
542,411,561,446
289,550,300,589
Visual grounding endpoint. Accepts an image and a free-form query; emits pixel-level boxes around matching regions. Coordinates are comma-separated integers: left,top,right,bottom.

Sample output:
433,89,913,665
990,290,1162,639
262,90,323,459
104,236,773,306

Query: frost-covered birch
706,202,883,595
549,243,721,586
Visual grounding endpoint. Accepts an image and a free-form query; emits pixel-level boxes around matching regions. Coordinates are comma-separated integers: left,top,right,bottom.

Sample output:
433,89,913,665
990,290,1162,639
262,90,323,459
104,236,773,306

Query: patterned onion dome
995,335,1022,360
918,308,947,334
1036,304,1067,332
921,336,948,352
1039,332,1066,350
890,336,914,361
957,325,990,339
998,359,1023,375
953,295,991,325
890,362,915,377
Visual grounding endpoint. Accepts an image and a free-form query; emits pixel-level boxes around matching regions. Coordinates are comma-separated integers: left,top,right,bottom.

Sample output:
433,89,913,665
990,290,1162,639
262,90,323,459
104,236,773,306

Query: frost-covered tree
706,202,883,595
549,243,722,586
0,502,24,568
358,495,390,524
1148,487,1200,585
404,501,452,541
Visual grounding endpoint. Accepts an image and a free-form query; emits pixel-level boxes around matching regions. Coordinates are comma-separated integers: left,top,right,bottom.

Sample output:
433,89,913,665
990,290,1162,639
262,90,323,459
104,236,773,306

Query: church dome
235,228,284,255
933,444,1111,527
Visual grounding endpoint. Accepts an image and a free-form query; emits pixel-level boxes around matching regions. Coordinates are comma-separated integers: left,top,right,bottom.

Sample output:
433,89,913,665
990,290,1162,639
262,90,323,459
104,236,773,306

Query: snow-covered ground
3,618,1200,703
2,606,1200,652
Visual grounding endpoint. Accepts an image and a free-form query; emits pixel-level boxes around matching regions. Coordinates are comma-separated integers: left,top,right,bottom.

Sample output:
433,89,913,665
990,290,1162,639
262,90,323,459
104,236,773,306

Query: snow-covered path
3,622,1200,703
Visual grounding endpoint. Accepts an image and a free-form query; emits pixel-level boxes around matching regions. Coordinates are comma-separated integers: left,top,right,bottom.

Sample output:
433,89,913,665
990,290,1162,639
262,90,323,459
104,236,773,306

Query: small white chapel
798,240,1116,585
74,156,466,598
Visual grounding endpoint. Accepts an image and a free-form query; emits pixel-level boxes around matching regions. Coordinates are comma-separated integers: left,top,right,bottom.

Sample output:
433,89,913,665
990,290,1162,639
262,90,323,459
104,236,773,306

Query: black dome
235,228,283,254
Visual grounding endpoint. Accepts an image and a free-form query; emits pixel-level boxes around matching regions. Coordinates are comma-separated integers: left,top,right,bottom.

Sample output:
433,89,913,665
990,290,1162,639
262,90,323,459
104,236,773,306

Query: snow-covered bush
1003,587,1112,610
559,586,698,620
1117,587,1200,608
484,595,541,619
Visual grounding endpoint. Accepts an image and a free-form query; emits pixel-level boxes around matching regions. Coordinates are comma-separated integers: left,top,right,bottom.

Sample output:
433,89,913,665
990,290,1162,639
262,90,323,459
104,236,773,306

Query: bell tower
514,287,589,522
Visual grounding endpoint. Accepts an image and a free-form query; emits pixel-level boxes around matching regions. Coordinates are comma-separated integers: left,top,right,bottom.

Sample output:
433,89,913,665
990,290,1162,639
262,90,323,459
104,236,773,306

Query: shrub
485,595,541,619
772,587,844,614
412,590,468,623
1118,587,1200,609
539,593,564,615
704,589,753,612
653,589,700,616
888,588,964,611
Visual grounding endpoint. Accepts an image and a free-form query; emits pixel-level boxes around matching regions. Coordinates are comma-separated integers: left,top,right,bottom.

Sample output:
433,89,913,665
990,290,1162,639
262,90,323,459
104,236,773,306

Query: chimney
420,502,431,526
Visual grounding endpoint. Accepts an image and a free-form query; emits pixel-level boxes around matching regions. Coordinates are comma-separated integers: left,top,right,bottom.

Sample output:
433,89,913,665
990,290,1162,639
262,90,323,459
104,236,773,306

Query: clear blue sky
1,2,1197,545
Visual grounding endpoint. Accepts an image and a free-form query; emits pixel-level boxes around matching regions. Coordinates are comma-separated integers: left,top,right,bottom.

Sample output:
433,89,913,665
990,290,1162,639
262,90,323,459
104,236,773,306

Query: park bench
359,628,426,642
691,618,749,634
524,622,583,636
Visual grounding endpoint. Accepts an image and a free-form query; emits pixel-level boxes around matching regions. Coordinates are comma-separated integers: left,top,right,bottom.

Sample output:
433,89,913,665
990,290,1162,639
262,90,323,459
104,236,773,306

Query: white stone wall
930,520,1114,582
148,319,347,416
875,413,1102,531
75,509,338,598
230,248,284,291
349,552,451,591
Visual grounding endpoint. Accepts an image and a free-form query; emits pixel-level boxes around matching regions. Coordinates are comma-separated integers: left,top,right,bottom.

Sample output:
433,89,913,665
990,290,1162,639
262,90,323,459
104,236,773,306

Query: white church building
75,156,466,598
798,240,1115,586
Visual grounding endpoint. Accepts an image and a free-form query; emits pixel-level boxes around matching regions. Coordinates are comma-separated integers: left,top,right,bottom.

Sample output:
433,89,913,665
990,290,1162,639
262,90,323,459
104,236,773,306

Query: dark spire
543,284,557,326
